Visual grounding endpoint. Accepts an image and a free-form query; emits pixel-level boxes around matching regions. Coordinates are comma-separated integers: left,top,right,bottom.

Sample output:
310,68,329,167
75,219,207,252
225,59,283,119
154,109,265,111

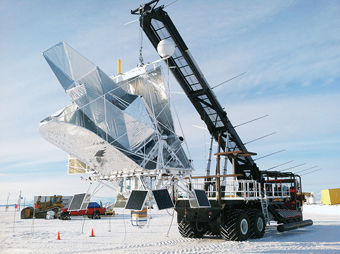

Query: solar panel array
152,189,174,210
68,193,89,211
189,189,211,208
194,189,211,207
125,190,148,211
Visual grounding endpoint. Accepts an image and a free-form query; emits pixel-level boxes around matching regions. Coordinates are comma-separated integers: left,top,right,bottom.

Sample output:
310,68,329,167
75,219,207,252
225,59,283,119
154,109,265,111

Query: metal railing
263,183,290,199
176,179,291,201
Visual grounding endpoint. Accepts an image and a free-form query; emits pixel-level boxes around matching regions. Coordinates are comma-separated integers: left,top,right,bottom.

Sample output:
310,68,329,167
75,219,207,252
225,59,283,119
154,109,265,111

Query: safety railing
176,178,291,201
196,179,261,200
263,183,290,199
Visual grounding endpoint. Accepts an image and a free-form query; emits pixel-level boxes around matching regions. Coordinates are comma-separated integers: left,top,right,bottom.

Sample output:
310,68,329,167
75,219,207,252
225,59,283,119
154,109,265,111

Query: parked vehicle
59,202,105,220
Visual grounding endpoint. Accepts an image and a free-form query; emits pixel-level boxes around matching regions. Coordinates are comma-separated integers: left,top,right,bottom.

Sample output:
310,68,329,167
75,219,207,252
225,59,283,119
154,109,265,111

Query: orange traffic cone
57,232,61,240
90,228,95,237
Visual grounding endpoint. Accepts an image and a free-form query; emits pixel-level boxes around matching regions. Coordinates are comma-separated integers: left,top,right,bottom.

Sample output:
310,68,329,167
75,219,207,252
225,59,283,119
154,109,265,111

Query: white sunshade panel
118,68,191,169
43,41,157,151
124,96,155,131
41,41,192,174
44,42,128,101
39,121,143,175
43,42,96,91
119,68,174,133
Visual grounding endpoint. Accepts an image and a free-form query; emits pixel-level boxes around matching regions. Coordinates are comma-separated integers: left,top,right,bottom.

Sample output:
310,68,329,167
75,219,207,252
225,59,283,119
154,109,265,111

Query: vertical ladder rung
260,192,270,225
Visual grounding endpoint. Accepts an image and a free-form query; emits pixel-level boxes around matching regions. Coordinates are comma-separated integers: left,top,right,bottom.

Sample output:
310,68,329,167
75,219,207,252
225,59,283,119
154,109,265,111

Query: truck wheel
220,210,250,241
59,212,70,220
178,220,205,238
252,211,266,238
246,209,265,238
93,211,101,219
191,222,205,238
205,225,221,237
60,215,69,220
62,215,71,220
178,220,191,238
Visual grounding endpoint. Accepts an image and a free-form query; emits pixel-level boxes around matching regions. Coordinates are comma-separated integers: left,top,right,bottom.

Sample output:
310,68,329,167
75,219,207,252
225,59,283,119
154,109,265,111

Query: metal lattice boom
132,1,262,181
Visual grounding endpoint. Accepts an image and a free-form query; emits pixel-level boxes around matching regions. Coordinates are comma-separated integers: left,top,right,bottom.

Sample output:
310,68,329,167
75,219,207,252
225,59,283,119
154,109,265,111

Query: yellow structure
321,188,340,205
104,209,116,217
118,59,122,74
68,155,90,174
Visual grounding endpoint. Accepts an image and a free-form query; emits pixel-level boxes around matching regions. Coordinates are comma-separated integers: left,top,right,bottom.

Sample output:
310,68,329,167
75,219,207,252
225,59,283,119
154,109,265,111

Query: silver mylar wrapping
40,42,191,176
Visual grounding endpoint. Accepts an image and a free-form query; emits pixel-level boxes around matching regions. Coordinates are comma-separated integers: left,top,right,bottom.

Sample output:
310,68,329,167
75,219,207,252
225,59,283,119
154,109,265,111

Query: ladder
260,192,270,225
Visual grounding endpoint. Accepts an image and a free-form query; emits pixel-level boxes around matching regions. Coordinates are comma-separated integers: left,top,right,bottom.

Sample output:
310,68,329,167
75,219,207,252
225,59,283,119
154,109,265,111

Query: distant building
321,188,340,205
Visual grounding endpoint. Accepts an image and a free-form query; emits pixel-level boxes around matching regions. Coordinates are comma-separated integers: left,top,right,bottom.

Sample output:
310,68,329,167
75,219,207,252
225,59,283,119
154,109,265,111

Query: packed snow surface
1,205,339,253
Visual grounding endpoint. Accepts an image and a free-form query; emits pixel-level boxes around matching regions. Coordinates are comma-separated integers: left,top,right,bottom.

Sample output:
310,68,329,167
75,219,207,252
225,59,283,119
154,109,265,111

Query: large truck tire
252,210,266,238
246,209,266,238
178,220,205,238
220,210,250,241
205,225,221,237
178,220,193,238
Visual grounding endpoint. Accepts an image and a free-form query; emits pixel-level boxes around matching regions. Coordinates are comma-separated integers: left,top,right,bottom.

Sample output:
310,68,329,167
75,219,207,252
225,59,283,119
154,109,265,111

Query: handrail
176,178,291,201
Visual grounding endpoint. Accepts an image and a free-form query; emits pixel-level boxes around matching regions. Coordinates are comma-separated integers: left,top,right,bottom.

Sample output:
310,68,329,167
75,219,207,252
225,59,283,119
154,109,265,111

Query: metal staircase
267,202,302,224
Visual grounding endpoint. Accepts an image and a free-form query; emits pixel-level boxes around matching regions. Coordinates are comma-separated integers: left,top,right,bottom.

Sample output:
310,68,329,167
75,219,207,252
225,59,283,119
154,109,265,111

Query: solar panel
189,195,199,208
114,200,127,208
114,193,128,208
194,189,211,208
125,190,148,210
68,193,89,211
189,189,210,208
114,196,128,208
152,189,174,210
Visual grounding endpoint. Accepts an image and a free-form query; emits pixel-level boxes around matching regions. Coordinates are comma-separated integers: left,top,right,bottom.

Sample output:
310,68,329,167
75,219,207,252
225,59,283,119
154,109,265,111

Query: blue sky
1,0,339,204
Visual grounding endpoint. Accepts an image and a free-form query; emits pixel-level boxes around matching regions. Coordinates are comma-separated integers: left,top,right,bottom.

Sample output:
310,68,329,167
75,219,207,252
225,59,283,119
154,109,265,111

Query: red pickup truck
59,202,105,220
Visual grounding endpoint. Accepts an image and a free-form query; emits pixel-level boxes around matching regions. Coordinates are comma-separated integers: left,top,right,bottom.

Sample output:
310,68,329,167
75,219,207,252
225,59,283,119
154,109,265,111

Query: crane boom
132,1,262,182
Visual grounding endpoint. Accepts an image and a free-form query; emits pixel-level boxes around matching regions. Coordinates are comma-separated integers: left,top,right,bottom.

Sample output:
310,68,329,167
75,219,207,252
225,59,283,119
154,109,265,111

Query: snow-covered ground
1,205,339,253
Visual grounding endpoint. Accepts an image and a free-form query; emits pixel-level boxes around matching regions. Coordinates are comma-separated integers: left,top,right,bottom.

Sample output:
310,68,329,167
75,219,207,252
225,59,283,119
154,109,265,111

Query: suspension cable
139,15,144,66
166,60,193,167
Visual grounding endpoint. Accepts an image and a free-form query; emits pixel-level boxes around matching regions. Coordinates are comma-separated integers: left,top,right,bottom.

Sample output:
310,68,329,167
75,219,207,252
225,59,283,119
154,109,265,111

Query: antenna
124,19,139,26
253,149,285,161
193,125,207,130
295,166,318,174
279,163,306,172
243,132,276,145
300,169,322,176
234,115,268,128
265,160,293,171
138,16,144,66
211,72,246,89
164,0,179,8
